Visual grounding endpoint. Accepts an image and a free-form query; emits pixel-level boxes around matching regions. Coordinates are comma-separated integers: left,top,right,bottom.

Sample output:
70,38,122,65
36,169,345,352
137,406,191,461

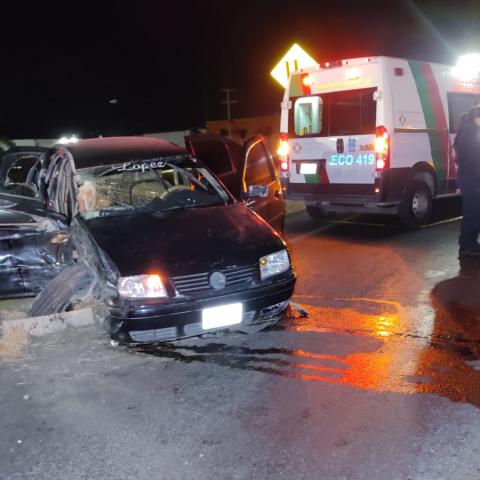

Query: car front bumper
108,274,296,343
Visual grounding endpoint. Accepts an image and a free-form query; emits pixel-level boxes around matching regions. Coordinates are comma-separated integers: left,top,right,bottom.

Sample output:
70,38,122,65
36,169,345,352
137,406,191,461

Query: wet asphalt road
2,198,480,479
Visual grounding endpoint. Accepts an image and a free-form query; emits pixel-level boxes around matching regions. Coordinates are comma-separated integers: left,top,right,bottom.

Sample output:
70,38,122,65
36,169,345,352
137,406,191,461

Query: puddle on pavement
136,295,480,408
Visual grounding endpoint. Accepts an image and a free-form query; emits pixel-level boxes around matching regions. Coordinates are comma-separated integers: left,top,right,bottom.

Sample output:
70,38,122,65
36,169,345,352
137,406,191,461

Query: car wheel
305,204,332,221
398,180,433,227
28,264,94,317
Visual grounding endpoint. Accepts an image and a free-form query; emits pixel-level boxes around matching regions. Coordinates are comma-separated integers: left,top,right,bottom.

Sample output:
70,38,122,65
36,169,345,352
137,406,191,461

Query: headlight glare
259,249,290,281
118,274,168,299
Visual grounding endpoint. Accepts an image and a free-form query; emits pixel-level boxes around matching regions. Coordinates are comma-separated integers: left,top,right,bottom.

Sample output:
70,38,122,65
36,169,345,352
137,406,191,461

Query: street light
452,53,480,82
57,134,79,144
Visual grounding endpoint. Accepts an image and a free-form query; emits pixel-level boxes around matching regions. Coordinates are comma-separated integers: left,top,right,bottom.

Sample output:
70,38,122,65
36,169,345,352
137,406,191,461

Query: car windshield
77,156,232,219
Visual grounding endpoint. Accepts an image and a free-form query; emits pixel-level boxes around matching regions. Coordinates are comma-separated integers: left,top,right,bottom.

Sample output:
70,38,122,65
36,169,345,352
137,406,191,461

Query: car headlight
259,249,290,281
118,274,168,299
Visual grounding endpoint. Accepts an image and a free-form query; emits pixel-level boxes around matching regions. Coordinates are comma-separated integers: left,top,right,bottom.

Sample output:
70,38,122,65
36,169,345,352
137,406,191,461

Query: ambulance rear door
287,62,382,197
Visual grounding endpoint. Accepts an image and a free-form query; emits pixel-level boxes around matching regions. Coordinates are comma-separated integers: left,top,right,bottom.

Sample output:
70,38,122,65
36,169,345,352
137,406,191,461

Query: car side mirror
247,185,268,198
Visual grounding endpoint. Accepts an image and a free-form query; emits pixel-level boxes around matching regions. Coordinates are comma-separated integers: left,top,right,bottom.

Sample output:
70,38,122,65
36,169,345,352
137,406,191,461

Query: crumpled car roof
65,136,188,169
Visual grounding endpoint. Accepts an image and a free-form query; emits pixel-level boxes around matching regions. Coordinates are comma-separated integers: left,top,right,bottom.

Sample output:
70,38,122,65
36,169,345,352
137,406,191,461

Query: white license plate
202,303,243,330
300,163,317,174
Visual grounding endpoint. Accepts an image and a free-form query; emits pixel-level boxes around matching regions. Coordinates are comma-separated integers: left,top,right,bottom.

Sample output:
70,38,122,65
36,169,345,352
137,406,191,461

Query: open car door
185,134,243,199
241,136,285,233
185,134,285,232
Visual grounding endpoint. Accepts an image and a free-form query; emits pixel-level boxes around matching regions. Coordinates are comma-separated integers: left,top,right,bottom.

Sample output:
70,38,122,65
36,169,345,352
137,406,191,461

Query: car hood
85,203,286,277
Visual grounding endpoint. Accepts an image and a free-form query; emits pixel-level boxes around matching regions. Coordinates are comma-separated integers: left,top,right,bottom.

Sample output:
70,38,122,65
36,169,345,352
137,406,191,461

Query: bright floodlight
57,134,79,145
271,43,318,88
452,53,480,82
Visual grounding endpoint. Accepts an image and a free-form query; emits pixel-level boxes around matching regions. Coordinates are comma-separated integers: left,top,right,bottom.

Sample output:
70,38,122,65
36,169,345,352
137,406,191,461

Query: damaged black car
0,137,295,342
0,147,74,298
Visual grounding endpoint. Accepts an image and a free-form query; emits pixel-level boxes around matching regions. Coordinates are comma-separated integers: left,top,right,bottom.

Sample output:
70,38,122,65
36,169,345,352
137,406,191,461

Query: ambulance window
447,92,480,133
329,88,377,136
294,96,323,136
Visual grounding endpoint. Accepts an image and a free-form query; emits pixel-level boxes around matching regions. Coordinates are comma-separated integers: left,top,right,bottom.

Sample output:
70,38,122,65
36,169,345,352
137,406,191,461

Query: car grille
171,264,256,295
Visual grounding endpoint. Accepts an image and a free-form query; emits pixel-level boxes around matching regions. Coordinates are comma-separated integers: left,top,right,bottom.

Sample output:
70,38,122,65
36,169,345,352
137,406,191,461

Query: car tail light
374,125,390,170
277,134,290,173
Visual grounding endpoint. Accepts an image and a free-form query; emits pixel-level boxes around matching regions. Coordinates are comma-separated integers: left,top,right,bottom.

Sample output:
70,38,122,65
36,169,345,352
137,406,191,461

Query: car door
186,134,285,232
241,136,285,232
185,134,243,198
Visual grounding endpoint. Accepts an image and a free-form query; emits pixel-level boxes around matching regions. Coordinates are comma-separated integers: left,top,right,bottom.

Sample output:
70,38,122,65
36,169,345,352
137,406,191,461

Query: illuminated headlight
259,250,290,281
118,274,167,299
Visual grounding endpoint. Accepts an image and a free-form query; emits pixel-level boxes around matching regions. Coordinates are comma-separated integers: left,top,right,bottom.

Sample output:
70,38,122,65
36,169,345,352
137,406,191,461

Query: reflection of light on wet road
283,301,410,391
136,296,480,407
286,297,480,405
289,297,407,339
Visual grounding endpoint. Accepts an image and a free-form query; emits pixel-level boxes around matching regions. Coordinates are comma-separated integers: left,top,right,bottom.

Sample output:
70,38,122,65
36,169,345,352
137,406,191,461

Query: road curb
1,308,95,338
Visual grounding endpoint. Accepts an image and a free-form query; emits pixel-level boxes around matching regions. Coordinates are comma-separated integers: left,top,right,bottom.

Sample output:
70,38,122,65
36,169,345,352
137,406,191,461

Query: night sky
2,0,480,138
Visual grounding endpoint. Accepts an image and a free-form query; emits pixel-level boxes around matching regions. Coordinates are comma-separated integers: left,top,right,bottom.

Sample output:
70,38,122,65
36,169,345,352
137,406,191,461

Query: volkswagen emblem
209,271,226,290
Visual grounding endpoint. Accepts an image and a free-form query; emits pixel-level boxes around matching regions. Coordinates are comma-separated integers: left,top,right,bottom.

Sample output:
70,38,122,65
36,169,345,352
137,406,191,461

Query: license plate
300,163,317,174
202,303,243,330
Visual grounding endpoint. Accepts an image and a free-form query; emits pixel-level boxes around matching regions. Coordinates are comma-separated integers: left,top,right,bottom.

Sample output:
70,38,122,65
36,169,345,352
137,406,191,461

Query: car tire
28,264,94,317
305,204,332,221
398,180,433,227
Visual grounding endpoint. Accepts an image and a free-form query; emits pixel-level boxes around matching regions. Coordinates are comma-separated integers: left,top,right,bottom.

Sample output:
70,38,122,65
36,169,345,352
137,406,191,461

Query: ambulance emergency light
452,53,480,82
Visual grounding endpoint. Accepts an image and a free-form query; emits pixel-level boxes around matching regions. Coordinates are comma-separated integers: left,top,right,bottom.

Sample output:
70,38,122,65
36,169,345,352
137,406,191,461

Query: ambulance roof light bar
320,57,373,69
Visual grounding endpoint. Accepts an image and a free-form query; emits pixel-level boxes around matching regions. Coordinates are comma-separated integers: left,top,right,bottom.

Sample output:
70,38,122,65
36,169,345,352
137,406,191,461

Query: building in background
10,116,281,152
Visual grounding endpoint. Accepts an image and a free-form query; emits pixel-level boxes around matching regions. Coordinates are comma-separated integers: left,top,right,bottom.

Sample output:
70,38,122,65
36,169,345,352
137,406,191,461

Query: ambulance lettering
329,154,374,166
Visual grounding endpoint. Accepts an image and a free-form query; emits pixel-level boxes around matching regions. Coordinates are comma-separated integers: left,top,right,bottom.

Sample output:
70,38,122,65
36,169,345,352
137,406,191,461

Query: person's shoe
459,243,480,257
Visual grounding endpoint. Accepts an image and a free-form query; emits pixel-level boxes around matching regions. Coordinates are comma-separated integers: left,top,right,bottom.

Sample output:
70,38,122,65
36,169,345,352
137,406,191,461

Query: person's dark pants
458,176,480,251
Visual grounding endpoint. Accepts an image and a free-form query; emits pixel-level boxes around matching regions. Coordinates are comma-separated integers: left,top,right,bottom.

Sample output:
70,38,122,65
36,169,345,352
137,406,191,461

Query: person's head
468,106,480,127
77,178,97,214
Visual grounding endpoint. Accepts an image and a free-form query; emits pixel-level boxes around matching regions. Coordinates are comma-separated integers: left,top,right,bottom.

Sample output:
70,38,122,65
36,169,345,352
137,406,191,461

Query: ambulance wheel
398,181,432,227
306,205,332,221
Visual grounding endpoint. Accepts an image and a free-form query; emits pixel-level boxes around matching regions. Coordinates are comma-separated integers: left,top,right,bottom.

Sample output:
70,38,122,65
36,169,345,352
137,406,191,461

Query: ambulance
278,55,480,226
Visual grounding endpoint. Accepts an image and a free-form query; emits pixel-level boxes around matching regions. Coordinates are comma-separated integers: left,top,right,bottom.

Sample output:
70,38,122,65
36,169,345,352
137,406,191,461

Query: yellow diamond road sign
271,43,318,88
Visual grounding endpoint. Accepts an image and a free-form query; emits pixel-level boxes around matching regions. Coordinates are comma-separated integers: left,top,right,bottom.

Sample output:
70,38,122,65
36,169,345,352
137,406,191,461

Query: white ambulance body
279,56,480,226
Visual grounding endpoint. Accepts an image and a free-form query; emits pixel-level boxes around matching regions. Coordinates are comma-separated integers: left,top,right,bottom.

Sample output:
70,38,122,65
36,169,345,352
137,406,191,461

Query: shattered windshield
77,156,232,219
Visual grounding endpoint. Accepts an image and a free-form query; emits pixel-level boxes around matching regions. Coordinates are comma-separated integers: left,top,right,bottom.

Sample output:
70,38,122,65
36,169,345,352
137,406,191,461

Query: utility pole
220,88,237,135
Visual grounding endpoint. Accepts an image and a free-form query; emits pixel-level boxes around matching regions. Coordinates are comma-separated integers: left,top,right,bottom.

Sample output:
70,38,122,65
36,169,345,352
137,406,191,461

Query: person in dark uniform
455,106,480,256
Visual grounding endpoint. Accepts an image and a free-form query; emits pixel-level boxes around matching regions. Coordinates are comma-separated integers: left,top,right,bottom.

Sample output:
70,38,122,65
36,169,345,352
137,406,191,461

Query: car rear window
292,87,377,137
0,153,42,199
189,141,234,176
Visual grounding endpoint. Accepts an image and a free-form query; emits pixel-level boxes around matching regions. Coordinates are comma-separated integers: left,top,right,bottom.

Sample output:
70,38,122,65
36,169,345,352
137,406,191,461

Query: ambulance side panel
385,58,455,199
